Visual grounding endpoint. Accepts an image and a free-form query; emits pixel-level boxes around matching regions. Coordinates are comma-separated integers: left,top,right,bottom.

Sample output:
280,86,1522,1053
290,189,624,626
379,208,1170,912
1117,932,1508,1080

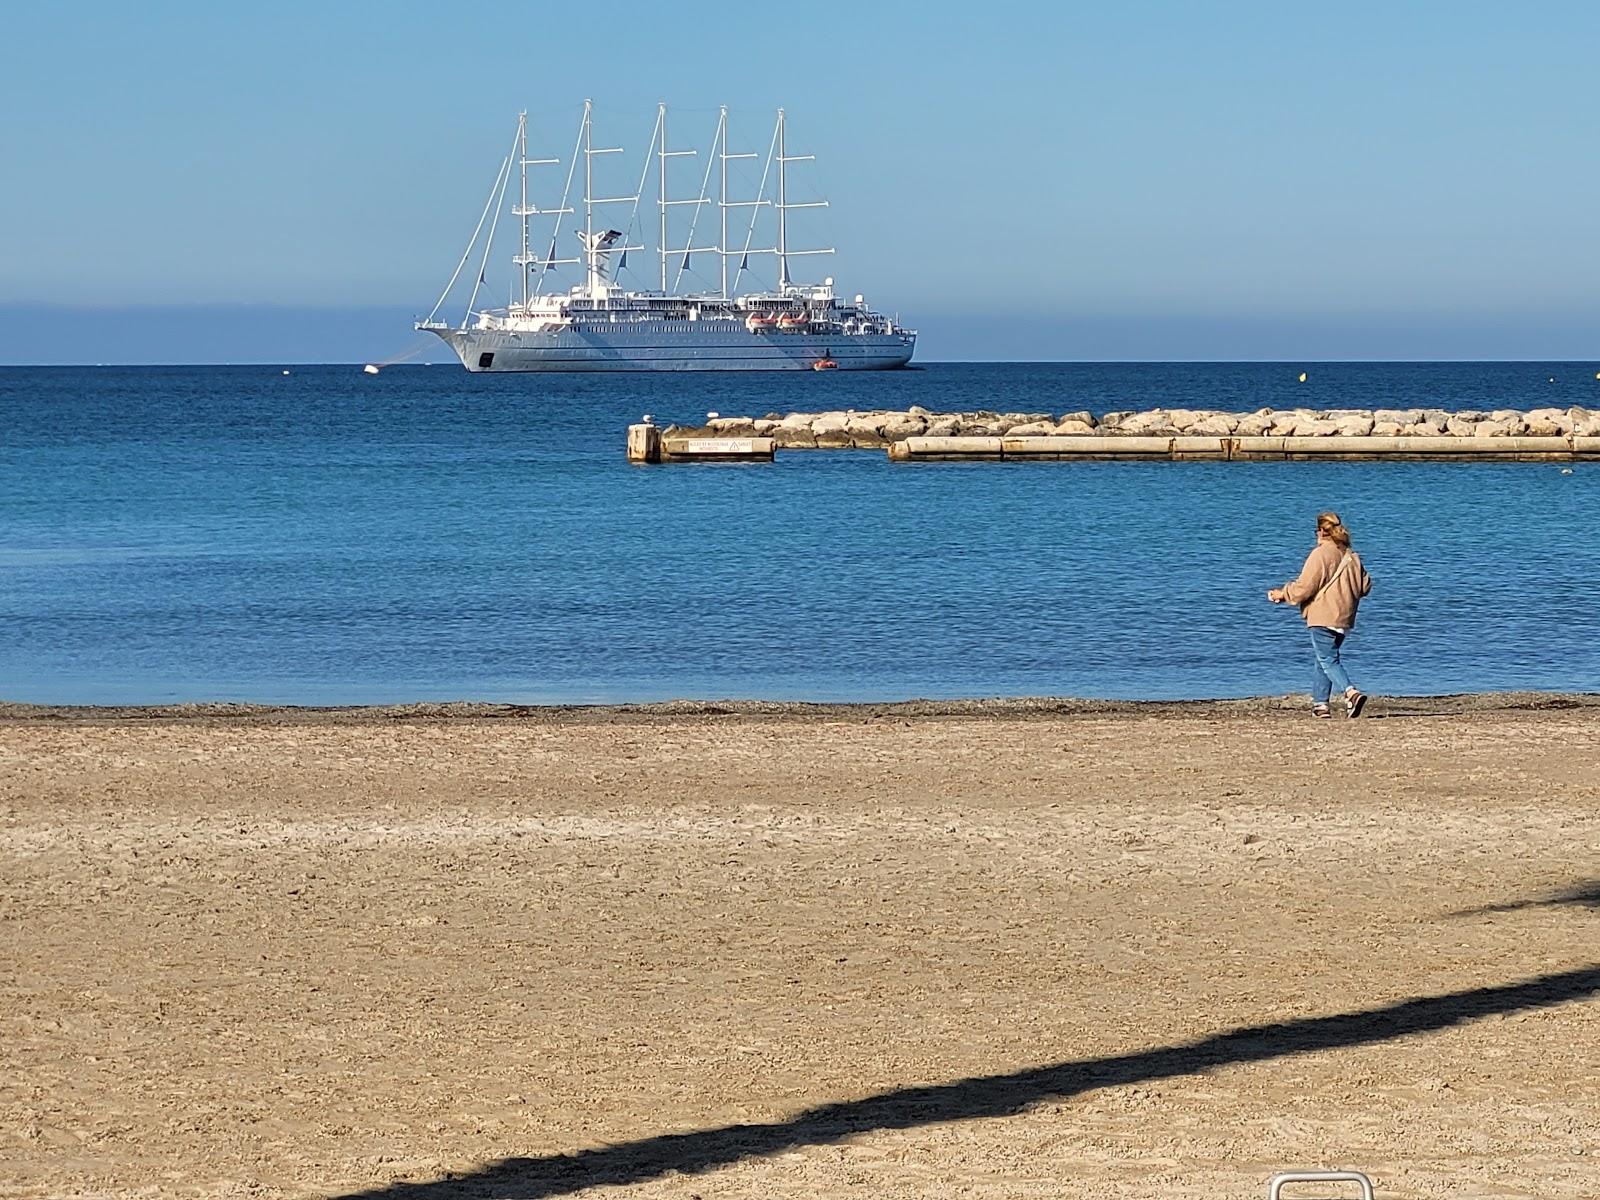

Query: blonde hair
1316,511,1352,550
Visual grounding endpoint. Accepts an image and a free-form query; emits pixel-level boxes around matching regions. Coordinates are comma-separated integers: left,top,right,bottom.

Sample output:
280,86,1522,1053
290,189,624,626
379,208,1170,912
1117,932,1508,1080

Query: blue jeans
1309,626,1355,705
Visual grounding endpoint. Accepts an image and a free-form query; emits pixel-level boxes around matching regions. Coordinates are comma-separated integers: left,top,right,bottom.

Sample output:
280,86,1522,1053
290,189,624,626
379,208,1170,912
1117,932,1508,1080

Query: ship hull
430,326,915,372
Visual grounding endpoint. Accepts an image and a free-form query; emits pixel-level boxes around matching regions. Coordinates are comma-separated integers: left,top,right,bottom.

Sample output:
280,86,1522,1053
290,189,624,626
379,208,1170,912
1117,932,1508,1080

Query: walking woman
1268,511,1373,718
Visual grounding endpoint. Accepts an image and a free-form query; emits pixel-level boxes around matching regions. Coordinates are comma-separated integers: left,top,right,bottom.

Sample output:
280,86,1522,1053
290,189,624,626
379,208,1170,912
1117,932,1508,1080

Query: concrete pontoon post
626,423,662,464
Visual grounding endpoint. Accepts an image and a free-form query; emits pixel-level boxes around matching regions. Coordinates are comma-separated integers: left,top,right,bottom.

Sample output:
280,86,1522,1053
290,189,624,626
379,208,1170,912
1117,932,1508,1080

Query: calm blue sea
2,362,1597,705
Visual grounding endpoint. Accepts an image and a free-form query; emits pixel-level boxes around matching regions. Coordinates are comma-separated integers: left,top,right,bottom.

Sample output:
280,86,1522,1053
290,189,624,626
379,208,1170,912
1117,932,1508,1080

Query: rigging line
674,258,719,293
618,112,660,288
734,118,780,295
374,337,434,369
671,119,720,295
464,132,517,324
426,139,514,324
804,149,838,267
536,112,586,297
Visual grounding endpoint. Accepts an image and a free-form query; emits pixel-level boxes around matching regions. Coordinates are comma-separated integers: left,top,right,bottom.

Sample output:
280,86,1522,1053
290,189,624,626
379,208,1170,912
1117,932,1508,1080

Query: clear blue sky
2,1,1597,362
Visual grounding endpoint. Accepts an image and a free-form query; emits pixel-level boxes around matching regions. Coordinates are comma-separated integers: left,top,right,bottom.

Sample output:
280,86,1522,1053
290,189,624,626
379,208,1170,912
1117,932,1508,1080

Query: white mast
511,113,563,310
579,99,642,299
518,113,529,309
777,108,788,288
718,109,728,297
719,108,766,298
656,105,668,292
774,107,832,292
717,107,759,299
583,99,594,276
656,104,700,294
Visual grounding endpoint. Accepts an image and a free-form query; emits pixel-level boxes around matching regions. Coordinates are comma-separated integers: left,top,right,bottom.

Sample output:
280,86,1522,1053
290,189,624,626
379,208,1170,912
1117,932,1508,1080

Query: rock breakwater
662,405,1600,449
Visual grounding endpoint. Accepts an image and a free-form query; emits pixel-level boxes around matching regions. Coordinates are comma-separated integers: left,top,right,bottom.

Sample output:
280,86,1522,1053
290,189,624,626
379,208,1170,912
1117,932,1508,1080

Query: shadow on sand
330,962,1600,1199
1448,879,1600,917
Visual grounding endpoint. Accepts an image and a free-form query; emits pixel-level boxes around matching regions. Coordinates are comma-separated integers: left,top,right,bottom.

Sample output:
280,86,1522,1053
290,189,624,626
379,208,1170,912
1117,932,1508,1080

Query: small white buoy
282,369,290,376
363,364,380,375
1549,377,1556,383
706,411,719,420
1298,372,1307,383
1561,468,1574,475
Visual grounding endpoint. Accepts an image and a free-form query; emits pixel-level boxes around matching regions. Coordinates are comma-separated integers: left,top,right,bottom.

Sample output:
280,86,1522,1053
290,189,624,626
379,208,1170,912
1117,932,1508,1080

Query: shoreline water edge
4,690,1597,724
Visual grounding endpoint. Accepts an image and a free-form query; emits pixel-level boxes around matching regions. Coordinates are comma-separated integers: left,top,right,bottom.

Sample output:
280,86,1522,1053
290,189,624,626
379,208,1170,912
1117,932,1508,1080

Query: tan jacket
1282,542,1372,629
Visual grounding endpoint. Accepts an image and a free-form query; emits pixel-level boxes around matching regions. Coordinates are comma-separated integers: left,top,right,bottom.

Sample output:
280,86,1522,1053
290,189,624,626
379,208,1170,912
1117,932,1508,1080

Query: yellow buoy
1298,372,1307,383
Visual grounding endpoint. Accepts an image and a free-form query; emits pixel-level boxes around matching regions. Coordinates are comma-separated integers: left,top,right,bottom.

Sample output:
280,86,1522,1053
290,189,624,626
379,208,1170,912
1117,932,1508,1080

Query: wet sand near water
3,694,1598,1198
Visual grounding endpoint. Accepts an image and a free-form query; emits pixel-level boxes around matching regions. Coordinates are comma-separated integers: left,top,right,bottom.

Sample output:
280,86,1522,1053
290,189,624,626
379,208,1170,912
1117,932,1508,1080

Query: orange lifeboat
744,312,777,332
812,357,838,371
777,312,810,330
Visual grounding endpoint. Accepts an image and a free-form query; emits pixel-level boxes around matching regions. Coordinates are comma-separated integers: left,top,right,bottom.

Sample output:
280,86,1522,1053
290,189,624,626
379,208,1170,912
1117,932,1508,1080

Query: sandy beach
3,694,1597,1199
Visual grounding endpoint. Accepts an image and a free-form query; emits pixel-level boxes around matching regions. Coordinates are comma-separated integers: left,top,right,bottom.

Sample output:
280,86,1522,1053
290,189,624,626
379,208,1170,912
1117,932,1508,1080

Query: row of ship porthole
556,323,891,335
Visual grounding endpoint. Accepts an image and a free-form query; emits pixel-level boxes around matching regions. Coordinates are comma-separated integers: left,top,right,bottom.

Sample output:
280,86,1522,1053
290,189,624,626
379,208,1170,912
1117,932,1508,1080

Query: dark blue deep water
2,362,1597,704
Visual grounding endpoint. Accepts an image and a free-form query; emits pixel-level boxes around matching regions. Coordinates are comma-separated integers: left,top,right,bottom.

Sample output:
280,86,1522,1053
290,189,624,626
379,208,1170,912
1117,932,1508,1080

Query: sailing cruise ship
418,103,916,372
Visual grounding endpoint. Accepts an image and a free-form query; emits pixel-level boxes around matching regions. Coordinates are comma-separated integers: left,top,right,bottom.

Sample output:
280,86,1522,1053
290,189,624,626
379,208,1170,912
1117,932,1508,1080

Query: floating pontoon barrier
628,423,776,464
663,436,776,462
886,434,1600,462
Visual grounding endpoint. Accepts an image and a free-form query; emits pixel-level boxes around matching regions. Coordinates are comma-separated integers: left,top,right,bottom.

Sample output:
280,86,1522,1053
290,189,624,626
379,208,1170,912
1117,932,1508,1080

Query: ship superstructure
418,103,916,372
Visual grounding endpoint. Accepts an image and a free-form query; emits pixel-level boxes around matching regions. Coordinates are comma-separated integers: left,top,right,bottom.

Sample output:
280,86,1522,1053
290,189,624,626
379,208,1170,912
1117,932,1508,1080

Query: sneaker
1345,690,1368,719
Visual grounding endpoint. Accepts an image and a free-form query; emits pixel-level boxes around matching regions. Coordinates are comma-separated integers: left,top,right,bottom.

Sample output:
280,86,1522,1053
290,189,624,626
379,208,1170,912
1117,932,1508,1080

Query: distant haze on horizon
2,2,1597,365
3,304,1598,367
